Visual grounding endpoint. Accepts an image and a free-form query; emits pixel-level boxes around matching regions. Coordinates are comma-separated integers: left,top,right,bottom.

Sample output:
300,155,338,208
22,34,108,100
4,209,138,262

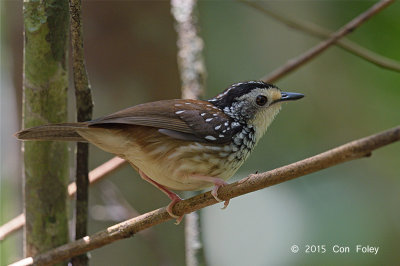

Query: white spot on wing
215,125,221,130
205,118,213,122
175,110,185,114
205,135,216,141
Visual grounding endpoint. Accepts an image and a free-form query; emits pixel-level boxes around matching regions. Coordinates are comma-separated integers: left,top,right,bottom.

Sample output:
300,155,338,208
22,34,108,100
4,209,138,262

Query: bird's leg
189,175,230,209
138,170,183,224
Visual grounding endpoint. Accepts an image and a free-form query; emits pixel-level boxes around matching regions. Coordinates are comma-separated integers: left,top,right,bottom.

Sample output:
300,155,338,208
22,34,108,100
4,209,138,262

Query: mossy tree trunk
23,0,70,261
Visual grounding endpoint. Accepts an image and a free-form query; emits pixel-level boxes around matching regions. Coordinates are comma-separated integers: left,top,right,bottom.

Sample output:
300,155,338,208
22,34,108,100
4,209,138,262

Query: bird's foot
139,170,183,224
166,194,184,225
211,179,230,209
191,175,230,209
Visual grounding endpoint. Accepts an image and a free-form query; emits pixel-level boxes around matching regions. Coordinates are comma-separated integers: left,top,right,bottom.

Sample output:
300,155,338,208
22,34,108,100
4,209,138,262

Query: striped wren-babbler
16,81,304,223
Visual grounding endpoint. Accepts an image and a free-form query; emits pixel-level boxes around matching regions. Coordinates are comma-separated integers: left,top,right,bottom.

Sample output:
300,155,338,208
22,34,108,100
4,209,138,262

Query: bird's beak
279,91,304,102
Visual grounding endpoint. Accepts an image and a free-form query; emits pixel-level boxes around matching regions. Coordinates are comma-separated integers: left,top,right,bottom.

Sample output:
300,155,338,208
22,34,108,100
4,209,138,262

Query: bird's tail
15,122,89,142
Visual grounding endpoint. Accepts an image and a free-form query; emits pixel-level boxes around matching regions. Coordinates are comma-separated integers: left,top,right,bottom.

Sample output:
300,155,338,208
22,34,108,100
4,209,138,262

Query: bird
16,81,304,223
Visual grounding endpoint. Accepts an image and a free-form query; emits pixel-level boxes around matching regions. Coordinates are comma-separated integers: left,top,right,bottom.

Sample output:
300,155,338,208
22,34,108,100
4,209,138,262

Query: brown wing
88,99,239,144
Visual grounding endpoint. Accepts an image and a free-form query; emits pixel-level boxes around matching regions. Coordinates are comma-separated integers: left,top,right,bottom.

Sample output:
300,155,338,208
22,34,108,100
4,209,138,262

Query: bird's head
209,81,304,140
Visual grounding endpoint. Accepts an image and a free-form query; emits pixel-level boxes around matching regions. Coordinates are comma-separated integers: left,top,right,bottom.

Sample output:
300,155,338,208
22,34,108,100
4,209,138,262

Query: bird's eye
256,95,268,106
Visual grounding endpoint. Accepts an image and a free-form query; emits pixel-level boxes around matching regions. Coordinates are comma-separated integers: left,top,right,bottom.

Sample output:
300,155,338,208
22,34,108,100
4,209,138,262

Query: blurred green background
1,1,399,265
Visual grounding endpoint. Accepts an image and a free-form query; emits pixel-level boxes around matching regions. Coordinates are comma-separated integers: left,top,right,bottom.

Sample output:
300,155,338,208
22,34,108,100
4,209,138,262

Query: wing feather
88,99,237,144
89,100,192,132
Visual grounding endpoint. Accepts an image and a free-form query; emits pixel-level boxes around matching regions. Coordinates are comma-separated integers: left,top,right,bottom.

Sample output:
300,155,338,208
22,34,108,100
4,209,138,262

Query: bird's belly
77,126,250,191
125,142,243,191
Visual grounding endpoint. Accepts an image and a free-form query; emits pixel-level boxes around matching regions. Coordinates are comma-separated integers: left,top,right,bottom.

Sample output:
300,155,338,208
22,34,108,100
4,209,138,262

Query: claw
166,195,183,225
211,180,230,209
188,175,231,209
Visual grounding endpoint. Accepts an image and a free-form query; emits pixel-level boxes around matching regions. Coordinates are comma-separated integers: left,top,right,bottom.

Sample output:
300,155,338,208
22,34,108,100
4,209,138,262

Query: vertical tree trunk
171,1,207,265
23,0,70,262
69,1,94,264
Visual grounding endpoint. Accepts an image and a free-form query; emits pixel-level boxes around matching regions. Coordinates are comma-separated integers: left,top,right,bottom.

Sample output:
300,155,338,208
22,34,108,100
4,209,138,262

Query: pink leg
139,170,183,224
190,175,230,209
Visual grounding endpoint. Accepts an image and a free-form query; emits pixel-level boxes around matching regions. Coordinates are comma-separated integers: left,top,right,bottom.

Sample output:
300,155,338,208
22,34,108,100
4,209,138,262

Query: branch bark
9,125,400,266
69,0,93,264
261,0,394,83
22,0,70,260
241,0,400,74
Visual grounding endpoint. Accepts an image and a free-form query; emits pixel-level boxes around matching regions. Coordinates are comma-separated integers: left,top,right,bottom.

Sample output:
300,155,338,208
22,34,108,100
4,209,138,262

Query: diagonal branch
0,157,127,241
0,214,25,241
240,0,400,74
262,0,394,83
9,125,400,266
